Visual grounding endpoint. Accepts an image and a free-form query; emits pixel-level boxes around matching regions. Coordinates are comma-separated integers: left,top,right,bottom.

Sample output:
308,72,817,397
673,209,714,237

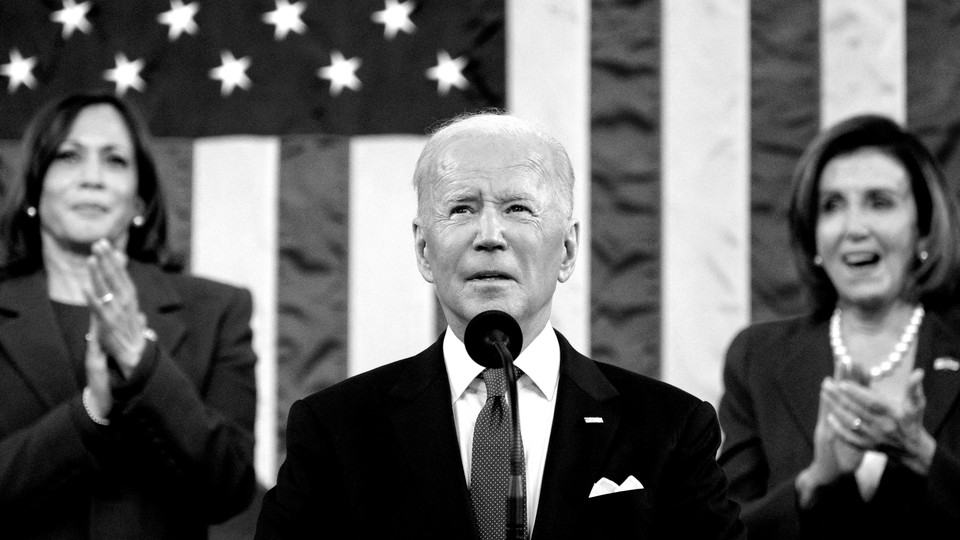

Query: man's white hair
412,111,575,220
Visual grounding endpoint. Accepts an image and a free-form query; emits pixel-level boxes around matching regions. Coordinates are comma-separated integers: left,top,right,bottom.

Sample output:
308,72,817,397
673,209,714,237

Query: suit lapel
533,332,620,540
774,316,833,447
127,262,187,357
915,309,960,435
0,271,78,406
388,336,475,537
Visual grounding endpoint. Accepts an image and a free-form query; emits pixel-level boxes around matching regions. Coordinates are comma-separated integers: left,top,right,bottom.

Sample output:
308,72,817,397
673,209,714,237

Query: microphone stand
490,330,525,540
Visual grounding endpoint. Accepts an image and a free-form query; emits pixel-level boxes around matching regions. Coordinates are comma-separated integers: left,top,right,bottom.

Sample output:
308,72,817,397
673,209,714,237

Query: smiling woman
717,114,960,539
0,93,257,538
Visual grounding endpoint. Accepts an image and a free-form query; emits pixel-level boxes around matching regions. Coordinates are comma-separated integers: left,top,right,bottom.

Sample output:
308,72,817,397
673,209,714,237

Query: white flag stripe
190,137,279,487
821,0,907,126
507,0,591,353
661,0,751,407
348,136,437,376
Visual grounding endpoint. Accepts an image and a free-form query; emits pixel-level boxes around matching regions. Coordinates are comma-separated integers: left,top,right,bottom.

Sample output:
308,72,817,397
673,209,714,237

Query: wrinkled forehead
434,133,553,184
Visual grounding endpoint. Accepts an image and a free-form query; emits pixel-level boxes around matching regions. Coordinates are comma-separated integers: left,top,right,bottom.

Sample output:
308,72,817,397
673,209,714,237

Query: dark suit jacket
0,261,258,539
256,331,745,539
718,309,960,540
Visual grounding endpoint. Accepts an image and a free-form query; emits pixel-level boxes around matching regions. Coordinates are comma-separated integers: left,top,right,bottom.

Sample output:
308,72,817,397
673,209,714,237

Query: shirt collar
444,323,561,404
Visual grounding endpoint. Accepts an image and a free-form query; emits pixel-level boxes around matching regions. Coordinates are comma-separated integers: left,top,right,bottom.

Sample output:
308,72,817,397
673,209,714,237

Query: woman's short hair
788,114,960,313
0,93,169,276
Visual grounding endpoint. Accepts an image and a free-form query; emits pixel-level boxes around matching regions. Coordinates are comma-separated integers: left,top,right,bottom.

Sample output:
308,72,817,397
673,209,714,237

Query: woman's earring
919,250,929,262
813,254,823,266
25,206,37,217
132,215,145,227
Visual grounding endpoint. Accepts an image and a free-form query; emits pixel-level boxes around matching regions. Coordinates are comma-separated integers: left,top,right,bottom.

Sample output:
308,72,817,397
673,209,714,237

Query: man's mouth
469,271,512,281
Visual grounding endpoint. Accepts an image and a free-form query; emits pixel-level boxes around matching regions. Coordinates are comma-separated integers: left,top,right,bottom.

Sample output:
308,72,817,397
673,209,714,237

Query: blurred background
2,0,959,534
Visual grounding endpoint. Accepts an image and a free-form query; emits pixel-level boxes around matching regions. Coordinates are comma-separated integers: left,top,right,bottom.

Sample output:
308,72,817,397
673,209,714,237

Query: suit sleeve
655,399,747,540
0,392,115,522
717,327,806,539
108,284,257,523
256,398,349,539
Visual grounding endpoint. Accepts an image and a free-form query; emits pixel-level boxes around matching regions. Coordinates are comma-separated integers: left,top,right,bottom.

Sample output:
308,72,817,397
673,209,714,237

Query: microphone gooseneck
464,310,526,540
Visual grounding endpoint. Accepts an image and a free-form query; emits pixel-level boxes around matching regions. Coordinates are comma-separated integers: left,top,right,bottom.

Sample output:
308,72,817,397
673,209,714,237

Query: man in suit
255,112,746,539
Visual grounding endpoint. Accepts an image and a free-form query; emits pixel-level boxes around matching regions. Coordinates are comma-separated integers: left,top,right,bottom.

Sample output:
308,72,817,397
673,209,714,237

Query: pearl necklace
829,305,924,382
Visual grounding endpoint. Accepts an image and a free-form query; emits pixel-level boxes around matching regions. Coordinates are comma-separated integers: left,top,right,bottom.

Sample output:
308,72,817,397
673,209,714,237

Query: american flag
2,0,959,496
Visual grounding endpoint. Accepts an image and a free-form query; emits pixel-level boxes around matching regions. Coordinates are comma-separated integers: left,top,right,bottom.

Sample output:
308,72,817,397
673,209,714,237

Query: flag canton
0,0,505,138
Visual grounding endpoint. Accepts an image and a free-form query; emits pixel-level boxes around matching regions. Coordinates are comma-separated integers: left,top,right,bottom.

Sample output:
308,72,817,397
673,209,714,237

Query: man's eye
451,205,472,214
507,204,531,213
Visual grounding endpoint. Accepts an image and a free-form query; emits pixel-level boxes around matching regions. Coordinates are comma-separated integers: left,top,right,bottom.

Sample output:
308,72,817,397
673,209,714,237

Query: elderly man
256,112,745,539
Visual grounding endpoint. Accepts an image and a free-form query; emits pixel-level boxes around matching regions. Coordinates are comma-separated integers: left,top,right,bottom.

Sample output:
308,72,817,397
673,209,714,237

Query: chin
840,291,899,311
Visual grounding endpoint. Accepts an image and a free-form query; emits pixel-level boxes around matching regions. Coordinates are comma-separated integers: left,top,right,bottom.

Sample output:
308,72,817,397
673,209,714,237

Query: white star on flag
262,0,307,41
209,51,252,96
1,49,38,93
104,53,146,96
157,0,199,41
318,51,362,96
51,0,93,39
371,0,416,40
425,50,469,96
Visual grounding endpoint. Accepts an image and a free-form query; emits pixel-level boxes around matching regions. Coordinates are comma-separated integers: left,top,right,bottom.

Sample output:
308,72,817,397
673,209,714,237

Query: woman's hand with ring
84,238,146,379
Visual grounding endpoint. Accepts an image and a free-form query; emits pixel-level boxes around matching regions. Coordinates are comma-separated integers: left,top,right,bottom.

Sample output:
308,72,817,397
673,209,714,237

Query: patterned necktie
470,368,526,540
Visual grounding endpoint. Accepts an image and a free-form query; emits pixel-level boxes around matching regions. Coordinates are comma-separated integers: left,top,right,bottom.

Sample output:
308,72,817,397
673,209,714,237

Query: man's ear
557,219,579,283
413,219,435,283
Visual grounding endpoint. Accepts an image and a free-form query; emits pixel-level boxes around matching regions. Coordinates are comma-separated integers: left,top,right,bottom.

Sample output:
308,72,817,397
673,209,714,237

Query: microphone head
464,310,524,368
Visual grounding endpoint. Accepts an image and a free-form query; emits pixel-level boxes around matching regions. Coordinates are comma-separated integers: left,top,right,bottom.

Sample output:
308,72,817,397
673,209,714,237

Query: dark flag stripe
750,0,820,322
590,0,663,376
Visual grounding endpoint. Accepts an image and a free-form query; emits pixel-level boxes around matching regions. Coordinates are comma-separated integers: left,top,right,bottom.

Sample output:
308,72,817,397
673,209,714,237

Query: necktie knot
482,368,507,398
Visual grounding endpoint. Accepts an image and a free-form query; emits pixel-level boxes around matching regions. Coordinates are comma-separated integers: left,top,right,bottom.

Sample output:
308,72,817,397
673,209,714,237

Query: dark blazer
0,261,257,539
256,331,745,539
718,308,960,540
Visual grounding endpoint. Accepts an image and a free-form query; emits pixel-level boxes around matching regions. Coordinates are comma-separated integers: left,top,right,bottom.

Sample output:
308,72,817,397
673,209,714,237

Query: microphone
464,310,525,540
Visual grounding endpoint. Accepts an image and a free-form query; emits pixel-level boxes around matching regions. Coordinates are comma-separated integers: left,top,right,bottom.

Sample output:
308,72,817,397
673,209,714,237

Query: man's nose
474,207,506,249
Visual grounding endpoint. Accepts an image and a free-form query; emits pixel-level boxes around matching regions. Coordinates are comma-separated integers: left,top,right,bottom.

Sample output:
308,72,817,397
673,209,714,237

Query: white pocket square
934,357,960,371
588,475,644,498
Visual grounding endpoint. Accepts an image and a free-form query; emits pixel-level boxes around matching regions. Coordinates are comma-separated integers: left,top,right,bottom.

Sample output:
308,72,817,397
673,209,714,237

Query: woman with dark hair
0,93,257,538
718,114,960,539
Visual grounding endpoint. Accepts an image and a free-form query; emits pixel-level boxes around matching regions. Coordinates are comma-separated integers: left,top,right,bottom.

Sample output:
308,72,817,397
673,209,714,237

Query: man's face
413,134,578,342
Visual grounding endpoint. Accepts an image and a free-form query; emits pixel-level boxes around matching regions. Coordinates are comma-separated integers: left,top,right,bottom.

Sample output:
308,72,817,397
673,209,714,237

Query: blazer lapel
774,316,833,447
127,262,187,357
533,331,620,540
915,309,960,435
0,271,78,406
388,336,475,537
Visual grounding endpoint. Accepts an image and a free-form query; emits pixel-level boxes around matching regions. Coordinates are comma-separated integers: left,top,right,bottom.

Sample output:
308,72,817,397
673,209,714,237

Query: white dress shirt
444,324,560,534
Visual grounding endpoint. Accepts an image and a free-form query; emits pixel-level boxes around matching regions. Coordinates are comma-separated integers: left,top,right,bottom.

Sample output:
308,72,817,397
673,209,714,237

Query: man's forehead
436,137,549,176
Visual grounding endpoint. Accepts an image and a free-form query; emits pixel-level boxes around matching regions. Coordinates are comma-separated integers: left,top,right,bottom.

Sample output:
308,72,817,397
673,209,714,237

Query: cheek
814,218,840,252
